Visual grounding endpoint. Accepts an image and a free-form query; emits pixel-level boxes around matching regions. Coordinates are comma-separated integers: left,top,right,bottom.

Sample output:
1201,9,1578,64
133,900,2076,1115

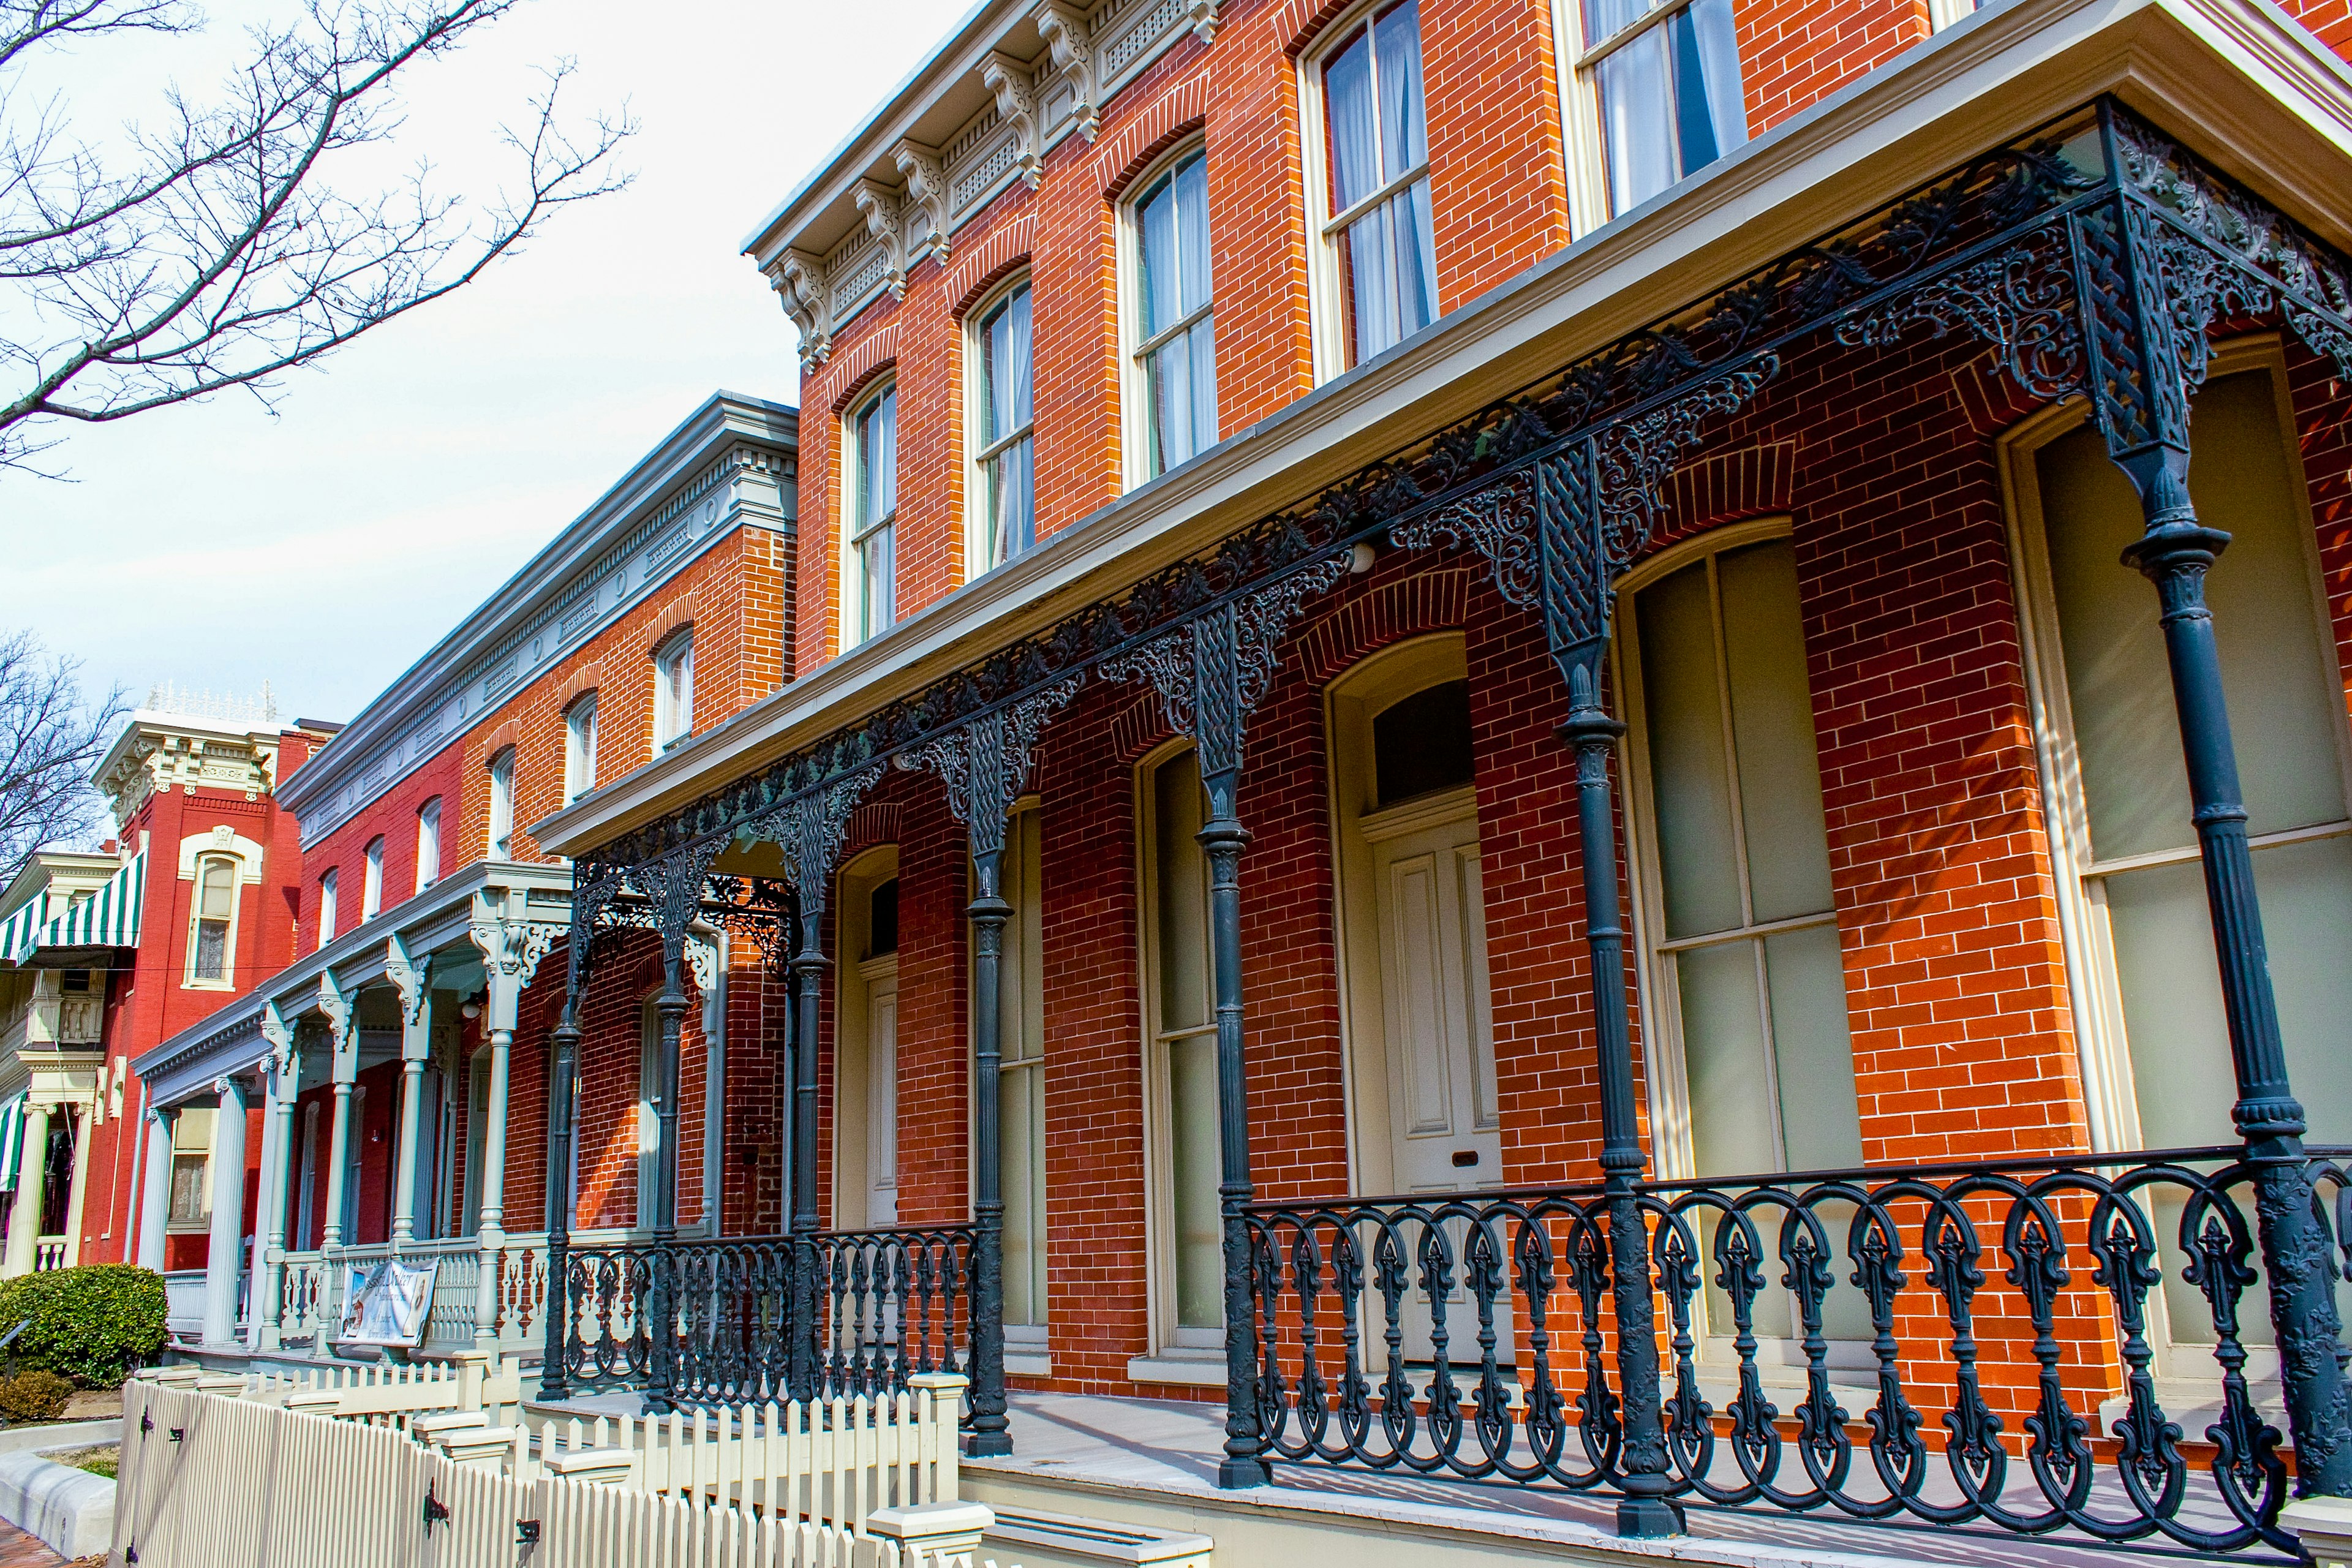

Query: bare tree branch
0,0,635,474
0,630,125,888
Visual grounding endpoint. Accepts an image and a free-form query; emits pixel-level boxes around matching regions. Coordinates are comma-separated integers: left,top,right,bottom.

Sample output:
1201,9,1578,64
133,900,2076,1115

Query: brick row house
108,393,797,1354
513,0,2352,1556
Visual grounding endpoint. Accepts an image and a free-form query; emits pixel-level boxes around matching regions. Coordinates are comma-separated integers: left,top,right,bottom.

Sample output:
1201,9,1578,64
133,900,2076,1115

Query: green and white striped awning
36,849,145,953
0,850,146,967
0,1093,26,1193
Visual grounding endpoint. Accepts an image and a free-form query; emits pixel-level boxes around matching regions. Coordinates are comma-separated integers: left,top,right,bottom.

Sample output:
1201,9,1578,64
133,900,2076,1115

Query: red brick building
525,0,2352,1552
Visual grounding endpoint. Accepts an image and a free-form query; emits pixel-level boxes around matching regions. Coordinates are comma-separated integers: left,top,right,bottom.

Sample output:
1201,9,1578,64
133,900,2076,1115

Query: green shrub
0,1264,166,1386
0,1370,71,1422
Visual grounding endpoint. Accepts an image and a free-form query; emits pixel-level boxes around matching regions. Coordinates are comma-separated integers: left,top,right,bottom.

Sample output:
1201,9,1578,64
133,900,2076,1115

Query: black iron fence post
963,855,1013,1457
541,1013,580,1403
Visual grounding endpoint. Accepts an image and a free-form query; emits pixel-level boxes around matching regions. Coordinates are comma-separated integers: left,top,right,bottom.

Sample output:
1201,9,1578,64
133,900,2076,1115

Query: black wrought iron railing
544,1223,978,1416
1242,1147,2352,1559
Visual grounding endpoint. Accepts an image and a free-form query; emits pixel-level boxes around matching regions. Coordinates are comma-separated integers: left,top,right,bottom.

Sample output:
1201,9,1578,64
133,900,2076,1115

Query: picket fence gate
113,1378,1006,1568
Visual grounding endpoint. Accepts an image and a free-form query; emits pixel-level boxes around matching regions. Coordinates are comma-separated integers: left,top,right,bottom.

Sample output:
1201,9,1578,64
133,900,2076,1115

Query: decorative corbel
317,968,358,1085
1183,0,1220,42
853,179,908,301
982,51,1045,190
684,921,721,998
469,905,562,1035
1036,1,1099,143
891,141,951,266
770,248,833,366
259,1000,296,1079
384,933,431,1029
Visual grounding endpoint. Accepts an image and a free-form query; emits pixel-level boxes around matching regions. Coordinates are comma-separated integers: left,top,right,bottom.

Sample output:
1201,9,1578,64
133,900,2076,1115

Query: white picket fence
156,1351,526,1427
113,1377,1011,1568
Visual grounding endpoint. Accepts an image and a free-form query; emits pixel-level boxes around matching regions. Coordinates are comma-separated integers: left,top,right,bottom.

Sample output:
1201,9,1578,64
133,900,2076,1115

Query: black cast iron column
1562,677,1684,1538
540,1002,582,1401
1202,763,1273,1490
645,949,688,1414
787,894,827,1407
964,851,1013,1457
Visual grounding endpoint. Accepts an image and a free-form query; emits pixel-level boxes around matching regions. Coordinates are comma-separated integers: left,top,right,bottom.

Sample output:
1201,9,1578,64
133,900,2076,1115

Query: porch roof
132,859,572,1108
530,0,2352,866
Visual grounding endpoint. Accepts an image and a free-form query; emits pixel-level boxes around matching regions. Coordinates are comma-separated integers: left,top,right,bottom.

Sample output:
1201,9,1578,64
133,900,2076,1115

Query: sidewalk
0,1521,86,1567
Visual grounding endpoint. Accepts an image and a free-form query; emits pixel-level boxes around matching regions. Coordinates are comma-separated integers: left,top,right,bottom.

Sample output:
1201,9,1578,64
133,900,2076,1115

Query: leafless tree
0,631,126,887
0,0,633,474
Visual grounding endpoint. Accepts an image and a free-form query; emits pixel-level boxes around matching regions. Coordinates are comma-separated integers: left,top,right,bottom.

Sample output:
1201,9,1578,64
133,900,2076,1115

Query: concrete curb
0,1421,124,1559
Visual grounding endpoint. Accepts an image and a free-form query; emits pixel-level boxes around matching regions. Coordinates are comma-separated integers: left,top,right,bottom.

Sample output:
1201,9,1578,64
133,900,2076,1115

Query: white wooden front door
1368,799,1506,1366
863,957,900,1227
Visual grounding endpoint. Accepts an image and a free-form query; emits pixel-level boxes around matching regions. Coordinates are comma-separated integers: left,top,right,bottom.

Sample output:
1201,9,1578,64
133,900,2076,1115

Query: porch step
984,1506,1213,1568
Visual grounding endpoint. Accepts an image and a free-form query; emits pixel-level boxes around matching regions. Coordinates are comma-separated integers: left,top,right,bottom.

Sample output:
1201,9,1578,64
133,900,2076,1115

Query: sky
0,0,976,726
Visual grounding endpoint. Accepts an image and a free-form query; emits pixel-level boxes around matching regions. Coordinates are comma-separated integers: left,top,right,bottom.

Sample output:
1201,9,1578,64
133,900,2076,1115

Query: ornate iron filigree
1836,234,2082,399
898,671,1085,854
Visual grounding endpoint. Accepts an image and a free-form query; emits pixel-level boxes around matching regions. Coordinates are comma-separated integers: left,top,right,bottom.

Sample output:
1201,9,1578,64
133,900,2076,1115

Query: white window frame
653,633,695,751
843,383,899,649
565,694,600,802
487,749,516,861
415,799,442,893
187,852,244,986
1120,142,1218,486
967,276,1037,577
361,837,385,922
1553,0,1749,232
1299,0,1438,383
316,867,337,954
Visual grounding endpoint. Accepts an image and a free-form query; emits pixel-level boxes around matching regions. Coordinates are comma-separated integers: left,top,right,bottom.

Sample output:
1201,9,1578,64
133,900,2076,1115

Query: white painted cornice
559,0,2352,862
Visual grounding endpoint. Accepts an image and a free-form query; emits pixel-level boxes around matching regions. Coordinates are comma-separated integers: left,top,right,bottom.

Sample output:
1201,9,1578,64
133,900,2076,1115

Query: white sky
0,0,974,725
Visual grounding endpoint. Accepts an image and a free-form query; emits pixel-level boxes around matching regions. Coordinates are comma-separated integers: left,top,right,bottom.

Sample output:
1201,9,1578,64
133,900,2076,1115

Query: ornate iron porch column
900,674,1082,1458
636,848,721,1415
539,875,596,1403
2073,141,2352,1493
744,767,882,1408
1110,565,1346,1492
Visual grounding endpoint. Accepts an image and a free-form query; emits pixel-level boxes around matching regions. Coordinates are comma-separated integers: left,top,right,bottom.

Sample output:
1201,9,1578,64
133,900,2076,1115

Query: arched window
565,694,599,801
415,799,442,892
654,634,694,750
1307,1,1436,374
1127,147,1217,480
317,868,337,952
843,384,898,647
187,855,239,984
1137,745,1219,1349
487,748,516,859
970,279,1035,571
361,837,385,921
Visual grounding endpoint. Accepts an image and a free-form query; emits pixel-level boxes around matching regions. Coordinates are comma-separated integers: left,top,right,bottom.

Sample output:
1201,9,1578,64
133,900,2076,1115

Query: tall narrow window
315,869,337,954
1131,150,1217,478
1578,0,1747,217
190,856,239,982
1627,534,1858,1182
845,386,898,646
996,804,1049,1333
1140,747,1220,1347
361,837,385,921
638,997,664,1229
973,284,1035,571
654,635,694,749
487,749,516,860
565,695,599,801
1319,1,1437,369
415,799,441,892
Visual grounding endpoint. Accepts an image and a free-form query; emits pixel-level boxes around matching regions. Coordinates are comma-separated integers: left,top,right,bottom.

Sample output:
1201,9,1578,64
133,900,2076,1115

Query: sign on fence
339,1259,439,1348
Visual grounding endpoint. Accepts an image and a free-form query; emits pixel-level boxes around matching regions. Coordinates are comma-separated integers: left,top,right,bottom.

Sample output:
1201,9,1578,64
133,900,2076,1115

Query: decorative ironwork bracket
897,671,1085,856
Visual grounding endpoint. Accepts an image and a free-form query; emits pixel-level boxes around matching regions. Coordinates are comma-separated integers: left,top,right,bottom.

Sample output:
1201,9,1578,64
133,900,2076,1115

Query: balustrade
1242,1147,2352,1556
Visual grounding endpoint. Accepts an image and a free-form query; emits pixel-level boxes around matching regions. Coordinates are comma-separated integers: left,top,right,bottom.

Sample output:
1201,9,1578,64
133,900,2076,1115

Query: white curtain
1374,2,1425,180
1689,0,1749,160
1325,29,1379,209
986,288,1035,562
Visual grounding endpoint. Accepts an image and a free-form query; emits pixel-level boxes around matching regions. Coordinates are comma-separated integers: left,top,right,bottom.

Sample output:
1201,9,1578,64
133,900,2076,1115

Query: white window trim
1551,0,1747,233
316,868,338,956
488,749,517,861
185,851,245,988
566,694,600,802
1119,142,1215,488
1297,0,1436,385
1995,335,2351,1158
415,799,442,894
842,383,899,650
654,634,695,751
1134,741,1223,1354
966,276,1038,579
1611,514,1803,1186
361,837,385,921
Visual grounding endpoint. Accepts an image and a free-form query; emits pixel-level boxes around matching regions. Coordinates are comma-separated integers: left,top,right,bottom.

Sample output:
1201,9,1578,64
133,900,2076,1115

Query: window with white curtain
189,856,239,982
1576,0,1748,218
361,837,384,921
1130,149,1217,479
315,868,337,954
845,385,898,646
488,749,516,860
973,283,1035,573
994,803,1049,1333
415,799,441,892
1139,745,1221,1348
654,635,694,749
566,695,599,801
1316,1,1438,371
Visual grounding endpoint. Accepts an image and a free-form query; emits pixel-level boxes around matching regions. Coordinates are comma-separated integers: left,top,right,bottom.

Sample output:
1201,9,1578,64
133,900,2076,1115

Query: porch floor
966,1392,2271,1568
